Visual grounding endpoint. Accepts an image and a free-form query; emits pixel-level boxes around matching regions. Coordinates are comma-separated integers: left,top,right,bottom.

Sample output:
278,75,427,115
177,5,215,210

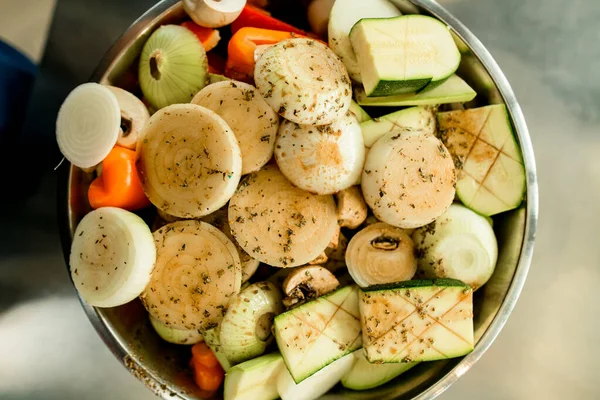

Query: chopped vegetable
224,352,283,400
183,0,246,28
341,350,418,390
281,265,339,308
88,146,150,211
225,27,303,82
277,352,355,400
228,165,338,268
328,0,401,82
69,207,156,307
105,86,150,150
360,106,436,148
254,38,352,125
361,131,456,229
217,282,282,364
437,104,526,216
348,100,371,123
190,342,226,392
56,83,120,169
149,315,204,345
274,285,362,383
346,222,417,287
136,103,242,218
355,74,477,107
192,80,280,175
140,220,242,330
138,25,208,110
232,5,310,36
336,186,368,229
350,15,461,96
274,112,365,195
412,204,498,290
181,21,221,51
360,279,474,363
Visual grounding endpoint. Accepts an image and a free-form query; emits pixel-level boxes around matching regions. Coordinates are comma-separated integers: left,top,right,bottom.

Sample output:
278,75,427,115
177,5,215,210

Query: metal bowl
58,0,539,399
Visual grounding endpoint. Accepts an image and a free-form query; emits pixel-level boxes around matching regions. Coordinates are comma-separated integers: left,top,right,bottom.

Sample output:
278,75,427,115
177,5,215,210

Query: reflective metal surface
55,1,538,399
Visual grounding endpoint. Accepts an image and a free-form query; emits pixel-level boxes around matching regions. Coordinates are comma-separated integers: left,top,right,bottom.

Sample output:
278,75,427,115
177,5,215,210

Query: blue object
0,39,37,145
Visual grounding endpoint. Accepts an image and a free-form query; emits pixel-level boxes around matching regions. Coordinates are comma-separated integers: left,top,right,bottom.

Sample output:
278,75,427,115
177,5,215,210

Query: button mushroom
282,266,339,308
336,186,368,229
106,86,150,150
345,222,417,287
183,0,247,28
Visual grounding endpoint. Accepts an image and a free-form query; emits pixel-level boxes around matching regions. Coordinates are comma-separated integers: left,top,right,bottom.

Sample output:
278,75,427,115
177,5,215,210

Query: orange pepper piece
88,146,150,210
190,343,224,392
225,27,307,82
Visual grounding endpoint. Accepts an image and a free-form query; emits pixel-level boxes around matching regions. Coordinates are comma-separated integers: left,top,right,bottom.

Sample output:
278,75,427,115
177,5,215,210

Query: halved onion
274,113,365,195
140,220,242,330
229,166,338,268
136,103,242,218
219,281,283,363
345,222,417,287
56,83,120,169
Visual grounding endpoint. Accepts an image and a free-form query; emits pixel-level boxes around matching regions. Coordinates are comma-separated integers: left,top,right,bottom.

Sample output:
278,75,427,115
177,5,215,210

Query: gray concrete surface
1,0,598,399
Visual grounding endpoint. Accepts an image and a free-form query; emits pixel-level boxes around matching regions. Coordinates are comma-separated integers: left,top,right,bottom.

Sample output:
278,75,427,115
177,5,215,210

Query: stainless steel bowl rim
59,0,539,399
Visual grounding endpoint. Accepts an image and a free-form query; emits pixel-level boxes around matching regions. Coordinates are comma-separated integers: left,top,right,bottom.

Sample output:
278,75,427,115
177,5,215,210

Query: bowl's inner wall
64,2,527,399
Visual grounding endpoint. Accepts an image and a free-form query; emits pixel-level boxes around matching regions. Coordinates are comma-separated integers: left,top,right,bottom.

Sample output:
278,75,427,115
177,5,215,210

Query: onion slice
412,203,498,290
56,83,120,168
136,103,242,218
254,38,352,125
275,113,365,195
192,80,279,175
228,165,338,268
140,220,242,330
201,208,261,283
69,207,156,307
361,132,456,229
345,222,416,287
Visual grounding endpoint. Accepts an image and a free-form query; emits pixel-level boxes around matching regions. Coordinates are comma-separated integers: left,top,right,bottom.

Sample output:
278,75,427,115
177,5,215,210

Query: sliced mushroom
336,186,368,229
345,222,417,287
183,0,246,28
106,86,150,150
282,266,339,308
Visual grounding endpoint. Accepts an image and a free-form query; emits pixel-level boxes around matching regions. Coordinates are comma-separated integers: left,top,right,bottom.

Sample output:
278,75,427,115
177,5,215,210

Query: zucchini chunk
437,104,526,216
360,106,435,147
341,349,418,390
328,0,401,82
274,285,362,383
224,352,283,400
354,74,476,107
350,15,461,96
360,279,474,363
